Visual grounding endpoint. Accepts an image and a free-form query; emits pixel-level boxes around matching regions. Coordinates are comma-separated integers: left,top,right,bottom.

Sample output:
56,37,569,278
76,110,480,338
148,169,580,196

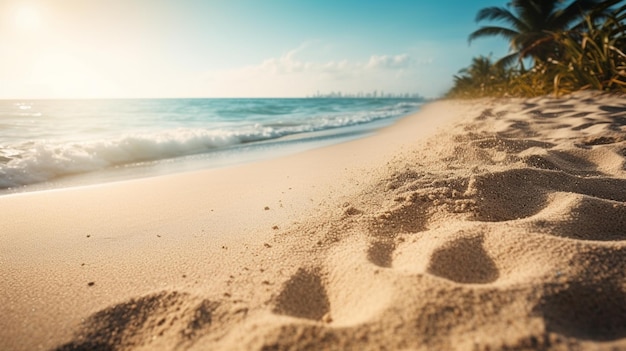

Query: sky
0,0,512,99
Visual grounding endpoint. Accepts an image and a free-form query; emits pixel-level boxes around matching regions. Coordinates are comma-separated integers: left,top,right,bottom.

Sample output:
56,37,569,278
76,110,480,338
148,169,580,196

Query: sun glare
14,5,41,31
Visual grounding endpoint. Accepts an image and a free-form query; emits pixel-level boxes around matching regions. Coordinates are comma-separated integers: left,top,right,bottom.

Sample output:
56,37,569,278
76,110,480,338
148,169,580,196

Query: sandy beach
2,92,626,350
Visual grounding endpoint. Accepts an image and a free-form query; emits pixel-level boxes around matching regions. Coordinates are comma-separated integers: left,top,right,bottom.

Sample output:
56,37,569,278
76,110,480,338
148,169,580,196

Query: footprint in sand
468,168,626,222
272,249,394,329
367,240,395,268
528,193,626,241
521,150,603,176
426,236,499,284
272,268,330,321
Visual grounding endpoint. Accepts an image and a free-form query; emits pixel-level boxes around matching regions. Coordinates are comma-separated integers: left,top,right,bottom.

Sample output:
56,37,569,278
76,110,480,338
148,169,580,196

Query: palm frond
554,0,607,30
469,26,520,44
512,0,556,31
550,0,600,30
475,7,528,32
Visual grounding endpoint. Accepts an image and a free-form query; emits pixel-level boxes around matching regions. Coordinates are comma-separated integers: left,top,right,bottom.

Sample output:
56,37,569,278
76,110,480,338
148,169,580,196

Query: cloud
202,44,437,97
366,54,413,69
253,51,418,76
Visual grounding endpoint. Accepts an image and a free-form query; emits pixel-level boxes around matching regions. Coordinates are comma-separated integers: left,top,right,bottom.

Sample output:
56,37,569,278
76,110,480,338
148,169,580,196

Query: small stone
87,282,95,287
264,206,270,210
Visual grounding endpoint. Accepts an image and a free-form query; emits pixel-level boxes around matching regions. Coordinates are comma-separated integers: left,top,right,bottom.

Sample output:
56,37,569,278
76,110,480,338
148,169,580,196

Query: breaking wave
0,100,422,189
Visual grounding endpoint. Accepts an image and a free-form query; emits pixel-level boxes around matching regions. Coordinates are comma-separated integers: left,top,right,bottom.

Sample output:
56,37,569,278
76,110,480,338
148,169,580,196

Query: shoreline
2,92,626,350
0,98,423,195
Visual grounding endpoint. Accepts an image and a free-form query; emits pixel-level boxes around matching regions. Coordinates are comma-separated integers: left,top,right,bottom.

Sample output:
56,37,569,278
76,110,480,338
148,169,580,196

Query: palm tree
449,56,509,96
456,56,499,84
469,0,606,68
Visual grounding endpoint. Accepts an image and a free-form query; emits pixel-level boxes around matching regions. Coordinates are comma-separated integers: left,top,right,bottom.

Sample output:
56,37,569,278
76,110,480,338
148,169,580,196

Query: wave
1,129,251,189
0,100,422,189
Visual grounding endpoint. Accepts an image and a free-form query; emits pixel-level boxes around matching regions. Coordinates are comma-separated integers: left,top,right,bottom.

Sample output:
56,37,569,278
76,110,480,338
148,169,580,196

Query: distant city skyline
308,90,425,99
0,0,510,99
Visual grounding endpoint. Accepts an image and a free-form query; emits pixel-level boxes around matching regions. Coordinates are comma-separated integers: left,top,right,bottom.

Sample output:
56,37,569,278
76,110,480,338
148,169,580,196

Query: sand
2,91,626,350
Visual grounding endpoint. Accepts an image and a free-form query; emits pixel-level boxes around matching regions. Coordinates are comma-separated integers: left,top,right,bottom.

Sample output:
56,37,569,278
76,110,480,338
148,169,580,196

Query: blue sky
0,0,511,99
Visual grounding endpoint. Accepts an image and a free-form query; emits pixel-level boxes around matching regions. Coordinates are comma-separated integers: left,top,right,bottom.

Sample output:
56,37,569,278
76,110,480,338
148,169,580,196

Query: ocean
0,98,423,194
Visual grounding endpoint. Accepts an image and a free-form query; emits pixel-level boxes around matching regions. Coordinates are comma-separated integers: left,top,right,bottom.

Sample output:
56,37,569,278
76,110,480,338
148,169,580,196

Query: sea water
0,98,423,194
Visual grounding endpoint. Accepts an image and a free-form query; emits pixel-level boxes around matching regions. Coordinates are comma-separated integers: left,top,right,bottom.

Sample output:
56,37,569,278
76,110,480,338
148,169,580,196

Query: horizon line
0,95,432,101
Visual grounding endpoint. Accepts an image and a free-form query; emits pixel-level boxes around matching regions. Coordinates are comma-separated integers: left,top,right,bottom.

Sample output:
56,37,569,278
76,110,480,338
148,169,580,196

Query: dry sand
2,91,626,350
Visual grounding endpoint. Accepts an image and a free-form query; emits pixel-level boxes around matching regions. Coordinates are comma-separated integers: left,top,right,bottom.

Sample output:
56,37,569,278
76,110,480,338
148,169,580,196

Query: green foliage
447,56,516,98
450,0,626,98
552,2,626,95
446,63,556,98
468,0,605,67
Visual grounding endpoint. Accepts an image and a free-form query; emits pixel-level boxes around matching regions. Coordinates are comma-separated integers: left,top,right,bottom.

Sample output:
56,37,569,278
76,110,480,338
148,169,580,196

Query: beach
2,92,626,350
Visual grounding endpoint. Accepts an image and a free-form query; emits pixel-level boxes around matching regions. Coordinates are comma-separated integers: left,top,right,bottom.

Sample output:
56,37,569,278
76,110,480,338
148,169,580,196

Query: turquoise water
0,98,423,192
